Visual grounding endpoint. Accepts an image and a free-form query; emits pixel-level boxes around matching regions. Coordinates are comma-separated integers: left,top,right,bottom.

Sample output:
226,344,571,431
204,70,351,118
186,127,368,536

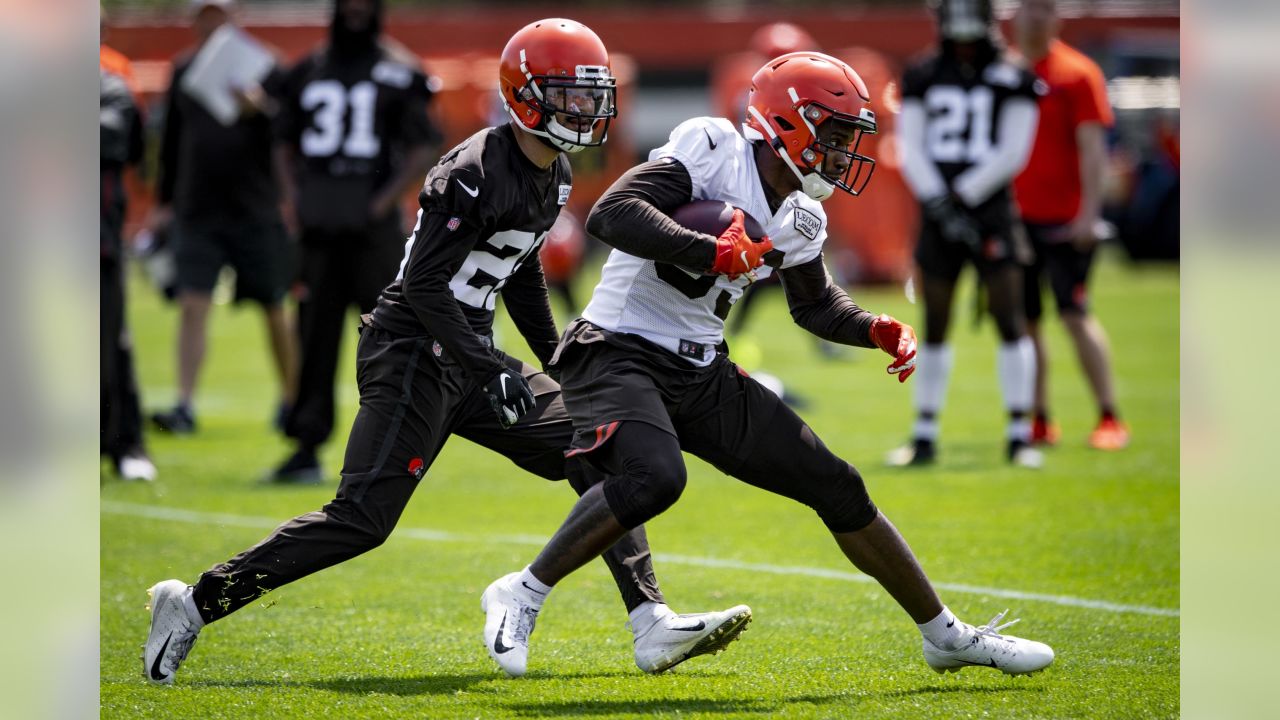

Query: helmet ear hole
774,116,796,132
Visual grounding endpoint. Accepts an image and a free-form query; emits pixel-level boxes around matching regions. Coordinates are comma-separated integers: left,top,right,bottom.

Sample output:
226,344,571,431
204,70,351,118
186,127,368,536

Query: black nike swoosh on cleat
520,581,547,596
149,633,172,681
703,129,718,151
957,658,1000,668
493,613,514,654
670,620,707,632
946,620,955,628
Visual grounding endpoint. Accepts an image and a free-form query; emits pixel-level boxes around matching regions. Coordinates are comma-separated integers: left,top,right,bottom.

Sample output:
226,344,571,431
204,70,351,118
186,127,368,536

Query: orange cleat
1031,416,1061,447
1088,417,1131,451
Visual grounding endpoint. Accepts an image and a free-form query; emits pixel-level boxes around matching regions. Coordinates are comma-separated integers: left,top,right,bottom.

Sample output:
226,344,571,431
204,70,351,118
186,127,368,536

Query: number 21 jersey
900,51,1042,207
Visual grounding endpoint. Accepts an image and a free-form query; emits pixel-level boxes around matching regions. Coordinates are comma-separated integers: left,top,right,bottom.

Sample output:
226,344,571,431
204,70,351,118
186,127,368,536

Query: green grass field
101,252,1179,719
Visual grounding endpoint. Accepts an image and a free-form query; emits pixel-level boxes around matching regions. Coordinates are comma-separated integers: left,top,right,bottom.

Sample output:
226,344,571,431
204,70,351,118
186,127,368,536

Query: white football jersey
582,117,828,366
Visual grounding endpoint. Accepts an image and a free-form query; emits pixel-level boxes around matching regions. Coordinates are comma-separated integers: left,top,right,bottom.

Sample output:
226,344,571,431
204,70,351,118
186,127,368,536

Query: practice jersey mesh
583,117,828,365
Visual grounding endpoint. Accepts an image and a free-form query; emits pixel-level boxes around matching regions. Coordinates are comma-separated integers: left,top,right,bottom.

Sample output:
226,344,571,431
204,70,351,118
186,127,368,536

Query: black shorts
551,320,777,467
1023,222,1096,321
173,216,293,305
549,319,877,533
914,198,1031,282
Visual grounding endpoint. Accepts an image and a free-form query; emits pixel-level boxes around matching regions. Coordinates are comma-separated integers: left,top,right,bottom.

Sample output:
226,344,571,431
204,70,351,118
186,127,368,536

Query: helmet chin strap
746,105,835,202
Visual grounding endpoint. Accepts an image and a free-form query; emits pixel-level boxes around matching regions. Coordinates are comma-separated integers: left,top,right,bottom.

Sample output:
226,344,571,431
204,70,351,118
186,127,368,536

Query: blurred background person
1012,0,1129,451
888,0,1045,468
147,0,297,435
539,210,588,322
101,37,154,481
266,0,440,483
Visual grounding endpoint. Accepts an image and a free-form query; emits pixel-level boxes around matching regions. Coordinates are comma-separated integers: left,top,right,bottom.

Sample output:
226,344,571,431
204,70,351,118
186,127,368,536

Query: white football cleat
142,580,203,684
1010,444,1045,470
633,604,753,674
1013,445,1044,468
481,573,540,677
922,610,1054,676
119,454,157,482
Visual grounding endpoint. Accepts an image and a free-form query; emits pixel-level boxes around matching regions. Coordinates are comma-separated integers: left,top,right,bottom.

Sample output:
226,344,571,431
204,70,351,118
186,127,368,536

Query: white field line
102,501,1179,619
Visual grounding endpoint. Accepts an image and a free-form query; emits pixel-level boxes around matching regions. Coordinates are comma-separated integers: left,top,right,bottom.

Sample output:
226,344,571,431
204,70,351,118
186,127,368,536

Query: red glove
869,314,917,383
710,209,773,279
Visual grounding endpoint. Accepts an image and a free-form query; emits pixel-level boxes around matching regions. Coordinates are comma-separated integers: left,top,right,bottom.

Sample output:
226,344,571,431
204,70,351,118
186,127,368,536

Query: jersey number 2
300,80,380,158
924,85,994,164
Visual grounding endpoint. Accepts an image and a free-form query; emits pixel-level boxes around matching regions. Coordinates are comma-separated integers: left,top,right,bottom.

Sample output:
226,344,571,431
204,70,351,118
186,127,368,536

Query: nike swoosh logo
738,250,748,270
958,658,999,668
457,179,480,198
946,620,955,628
493,613,514,654
704,129,717,150
150,633,172,681
670,620,706,632
520,581,547,596
500,374,509,398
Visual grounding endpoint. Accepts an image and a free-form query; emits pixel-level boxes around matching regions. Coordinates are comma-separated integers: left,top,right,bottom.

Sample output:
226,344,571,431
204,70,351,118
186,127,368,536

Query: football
670,199,767,242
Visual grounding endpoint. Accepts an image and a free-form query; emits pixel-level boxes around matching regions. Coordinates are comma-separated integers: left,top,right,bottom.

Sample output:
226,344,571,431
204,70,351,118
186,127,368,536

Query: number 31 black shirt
274,42,440,232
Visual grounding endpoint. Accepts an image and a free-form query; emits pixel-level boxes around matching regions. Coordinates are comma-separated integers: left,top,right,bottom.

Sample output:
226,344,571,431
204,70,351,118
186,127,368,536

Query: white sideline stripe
102,501,1179,619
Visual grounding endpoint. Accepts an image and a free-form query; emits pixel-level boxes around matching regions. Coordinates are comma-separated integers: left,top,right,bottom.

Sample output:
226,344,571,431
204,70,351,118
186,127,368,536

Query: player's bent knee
815,464,879,534
601,451,687,529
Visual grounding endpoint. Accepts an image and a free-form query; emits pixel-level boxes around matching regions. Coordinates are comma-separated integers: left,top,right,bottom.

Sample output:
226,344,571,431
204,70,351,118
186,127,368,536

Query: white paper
180,24,275,126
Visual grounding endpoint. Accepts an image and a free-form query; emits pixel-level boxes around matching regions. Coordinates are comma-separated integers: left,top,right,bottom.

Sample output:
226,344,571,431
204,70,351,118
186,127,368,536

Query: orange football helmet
499,18,616,153
744,52,877,201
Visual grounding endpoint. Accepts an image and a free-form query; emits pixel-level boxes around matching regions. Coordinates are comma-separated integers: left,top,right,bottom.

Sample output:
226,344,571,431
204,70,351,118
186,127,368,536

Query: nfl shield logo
446,217,461,231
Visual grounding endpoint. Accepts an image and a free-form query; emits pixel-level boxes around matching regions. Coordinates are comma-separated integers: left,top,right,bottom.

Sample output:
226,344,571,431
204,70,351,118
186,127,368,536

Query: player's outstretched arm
779,256,916,382
778,255,877,347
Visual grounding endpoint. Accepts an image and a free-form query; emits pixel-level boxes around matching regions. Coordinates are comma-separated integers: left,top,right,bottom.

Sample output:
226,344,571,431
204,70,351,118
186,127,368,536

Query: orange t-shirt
1014,40,1113,224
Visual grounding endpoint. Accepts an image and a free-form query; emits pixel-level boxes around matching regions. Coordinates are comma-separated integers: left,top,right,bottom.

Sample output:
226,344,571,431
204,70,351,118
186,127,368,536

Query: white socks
918,606,965,651
628,601,675,635
997,337,1036,442
912,343,954,440
181,586,206,629
514,566,553,610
